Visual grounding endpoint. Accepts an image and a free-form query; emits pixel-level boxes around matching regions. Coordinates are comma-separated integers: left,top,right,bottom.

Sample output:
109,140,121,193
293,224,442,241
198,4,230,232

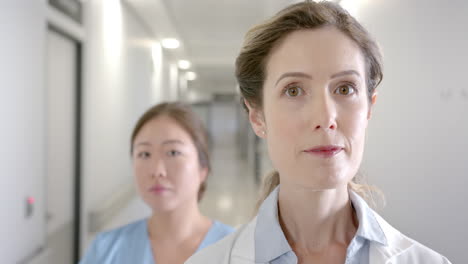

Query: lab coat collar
233,187,415,263
369,212,414,262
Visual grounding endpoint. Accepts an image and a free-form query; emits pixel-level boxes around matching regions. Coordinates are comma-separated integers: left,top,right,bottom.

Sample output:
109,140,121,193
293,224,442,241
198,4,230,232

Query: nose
311,92,337,131
150,156,167,179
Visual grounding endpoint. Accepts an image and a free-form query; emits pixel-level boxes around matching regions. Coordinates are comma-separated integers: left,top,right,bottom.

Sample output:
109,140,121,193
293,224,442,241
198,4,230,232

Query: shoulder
95,219,147,248
400,240,453,263
371,212,452,263
79,219,148,264
196,220,236,252
210,220,236,237
186,230,240,264
187,218,257,264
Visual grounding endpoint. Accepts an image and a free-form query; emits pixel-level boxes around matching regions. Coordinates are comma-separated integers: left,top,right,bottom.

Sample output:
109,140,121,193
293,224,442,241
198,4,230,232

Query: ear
244,99,266,138
367,91,378,120
199,166,208,183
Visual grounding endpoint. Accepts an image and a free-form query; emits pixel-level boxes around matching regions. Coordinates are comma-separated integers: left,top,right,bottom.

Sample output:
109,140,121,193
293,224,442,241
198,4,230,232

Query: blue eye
284,85,303,97
335,84,356,95
167,150,181,157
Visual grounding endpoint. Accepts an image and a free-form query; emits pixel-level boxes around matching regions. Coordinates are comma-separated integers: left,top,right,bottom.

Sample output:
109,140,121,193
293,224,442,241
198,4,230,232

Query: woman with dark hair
80,102,234,264
186,1,451,263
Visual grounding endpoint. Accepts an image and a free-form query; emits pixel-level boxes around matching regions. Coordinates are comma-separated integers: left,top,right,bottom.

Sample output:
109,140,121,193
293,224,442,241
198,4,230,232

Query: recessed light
186,71,197,81
178,60,191,70
161,38,180,49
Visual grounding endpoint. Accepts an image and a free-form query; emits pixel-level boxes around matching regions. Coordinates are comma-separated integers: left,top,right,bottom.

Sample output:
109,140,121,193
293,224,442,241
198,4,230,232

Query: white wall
357,1,468,262
0,1,47,263
81,0,174,253
169,63,180,100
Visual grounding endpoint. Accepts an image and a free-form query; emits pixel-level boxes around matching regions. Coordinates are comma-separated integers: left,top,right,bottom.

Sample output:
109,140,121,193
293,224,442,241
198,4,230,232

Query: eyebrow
275,70,361,86
133,139,184,148
275,72,313,86
330,70,361,79
162,139,184,146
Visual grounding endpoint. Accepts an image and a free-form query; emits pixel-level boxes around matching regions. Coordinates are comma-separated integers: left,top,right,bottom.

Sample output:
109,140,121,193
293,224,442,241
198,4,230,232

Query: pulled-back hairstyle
130,102,210,201
235,1,384,210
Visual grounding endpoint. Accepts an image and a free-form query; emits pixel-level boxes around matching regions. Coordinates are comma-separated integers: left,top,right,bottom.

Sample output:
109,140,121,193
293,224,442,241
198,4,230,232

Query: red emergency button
27,197,35,204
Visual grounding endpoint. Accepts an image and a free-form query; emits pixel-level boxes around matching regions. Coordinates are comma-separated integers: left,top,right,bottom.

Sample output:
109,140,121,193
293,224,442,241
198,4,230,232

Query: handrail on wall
88,182,136,233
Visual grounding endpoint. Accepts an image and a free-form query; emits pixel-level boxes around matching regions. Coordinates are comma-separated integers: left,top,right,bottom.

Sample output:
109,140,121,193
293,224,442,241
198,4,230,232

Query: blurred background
0,0,466,263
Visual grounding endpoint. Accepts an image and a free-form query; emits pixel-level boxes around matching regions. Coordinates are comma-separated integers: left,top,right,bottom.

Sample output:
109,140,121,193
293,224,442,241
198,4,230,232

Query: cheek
265,98,303,136
342,107,369,156
264,105,303,170
133,163,148,192
350,112,368,135
134,162,146,174
170,158,201,186
340,96,369,132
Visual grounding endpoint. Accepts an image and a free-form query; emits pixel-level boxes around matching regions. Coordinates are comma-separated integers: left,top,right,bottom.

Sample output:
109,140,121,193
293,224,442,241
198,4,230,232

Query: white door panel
46,29,77,264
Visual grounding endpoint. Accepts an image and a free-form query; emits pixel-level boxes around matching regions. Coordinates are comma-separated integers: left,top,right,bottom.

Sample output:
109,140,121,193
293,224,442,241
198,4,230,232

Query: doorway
45,26,82,264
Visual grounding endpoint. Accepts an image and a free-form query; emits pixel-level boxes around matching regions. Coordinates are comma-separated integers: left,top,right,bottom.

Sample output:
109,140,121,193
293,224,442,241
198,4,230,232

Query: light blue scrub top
79,219,234,264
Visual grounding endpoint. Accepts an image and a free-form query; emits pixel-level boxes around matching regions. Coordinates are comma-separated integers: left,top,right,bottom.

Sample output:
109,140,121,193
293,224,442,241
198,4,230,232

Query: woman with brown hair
186,1,451,264
80,102,234,264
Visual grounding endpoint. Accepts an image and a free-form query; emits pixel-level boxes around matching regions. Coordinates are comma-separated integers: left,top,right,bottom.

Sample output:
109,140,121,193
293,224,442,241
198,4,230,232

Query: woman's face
132,115,207,212
248,27,376,190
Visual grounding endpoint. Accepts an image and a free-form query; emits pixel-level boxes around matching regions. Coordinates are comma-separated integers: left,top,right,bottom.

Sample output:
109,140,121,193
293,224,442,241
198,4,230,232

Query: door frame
46,24,83,264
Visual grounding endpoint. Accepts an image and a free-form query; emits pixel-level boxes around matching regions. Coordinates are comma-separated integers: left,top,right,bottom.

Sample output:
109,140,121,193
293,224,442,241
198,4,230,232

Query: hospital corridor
1,0,467,263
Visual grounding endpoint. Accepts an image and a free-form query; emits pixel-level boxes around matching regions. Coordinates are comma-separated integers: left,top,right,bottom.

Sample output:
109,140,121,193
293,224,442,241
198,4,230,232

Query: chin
300,181,347,191
143,197,178,213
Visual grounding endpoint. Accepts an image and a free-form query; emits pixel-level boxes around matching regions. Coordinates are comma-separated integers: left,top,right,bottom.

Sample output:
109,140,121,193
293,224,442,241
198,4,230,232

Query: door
45,27,81,264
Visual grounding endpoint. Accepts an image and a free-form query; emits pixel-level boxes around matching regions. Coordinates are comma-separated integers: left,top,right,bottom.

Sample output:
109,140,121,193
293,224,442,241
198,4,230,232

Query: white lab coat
186,212,451,264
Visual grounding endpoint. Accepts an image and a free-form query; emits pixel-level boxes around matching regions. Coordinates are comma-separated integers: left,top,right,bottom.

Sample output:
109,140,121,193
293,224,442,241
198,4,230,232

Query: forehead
266,27,366,79
135,115,192,143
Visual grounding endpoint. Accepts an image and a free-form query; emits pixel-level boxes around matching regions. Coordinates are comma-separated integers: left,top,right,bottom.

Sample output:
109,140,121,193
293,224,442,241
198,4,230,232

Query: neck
147,200,209,243
278,183,357,253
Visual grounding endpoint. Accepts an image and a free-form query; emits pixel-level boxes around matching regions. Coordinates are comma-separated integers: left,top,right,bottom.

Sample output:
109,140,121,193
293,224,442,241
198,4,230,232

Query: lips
304,145,344,158
148,184,170,194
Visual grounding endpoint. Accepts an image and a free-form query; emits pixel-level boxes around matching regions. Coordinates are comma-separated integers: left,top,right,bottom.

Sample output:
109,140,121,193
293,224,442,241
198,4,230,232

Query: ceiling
126,0,336,95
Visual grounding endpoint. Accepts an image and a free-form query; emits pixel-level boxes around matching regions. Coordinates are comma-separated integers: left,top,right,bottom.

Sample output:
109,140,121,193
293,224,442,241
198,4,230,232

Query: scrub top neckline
144,219,216,264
